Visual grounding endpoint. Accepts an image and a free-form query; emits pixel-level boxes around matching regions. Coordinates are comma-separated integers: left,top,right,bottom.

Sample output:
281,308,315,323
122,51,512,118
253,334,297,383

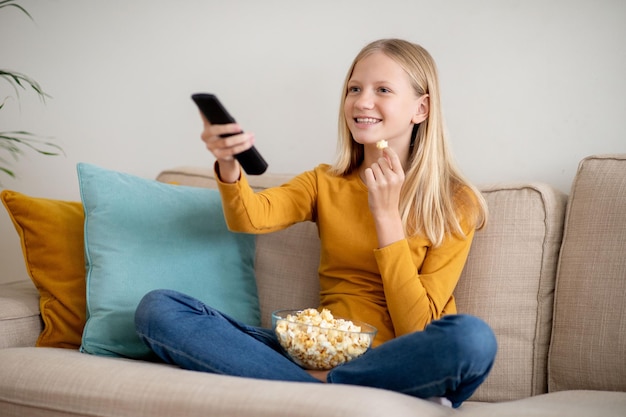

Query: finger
210,133,255,160
363,167,376,187
382,147,403,173
369,161,386,182
381,151,405,184
201,125,243,148
221,132,253,147
377,156,394,175
225,133,255,155
211,123,243,138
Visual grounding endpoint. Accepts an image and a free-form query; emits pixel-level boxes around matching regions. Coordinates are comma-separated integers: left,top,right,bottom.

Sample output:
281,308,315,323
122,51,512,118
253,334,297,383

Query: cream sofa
1,154,625,416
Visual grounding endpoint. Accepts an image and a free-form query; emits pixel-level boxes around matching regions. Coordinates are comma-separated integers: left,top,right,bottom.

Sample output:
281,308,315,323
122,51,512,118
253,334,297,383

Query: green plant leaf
1,2,63,186
0,131,64,156
0,70,50,102
0,166,16,179
0,0,34,20
0,131,66,185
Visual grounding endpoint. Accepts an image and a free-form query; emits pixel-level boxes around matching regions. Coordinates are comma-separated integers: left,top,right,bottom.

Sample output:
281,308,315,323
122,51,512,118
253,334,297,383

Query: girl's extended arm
216,169,318,234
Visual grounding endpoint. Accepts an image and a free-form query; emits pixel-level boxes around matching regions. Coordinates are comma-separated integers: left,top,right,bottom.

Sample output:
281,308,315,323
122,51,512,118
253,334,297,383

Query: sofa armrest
0,280,42,348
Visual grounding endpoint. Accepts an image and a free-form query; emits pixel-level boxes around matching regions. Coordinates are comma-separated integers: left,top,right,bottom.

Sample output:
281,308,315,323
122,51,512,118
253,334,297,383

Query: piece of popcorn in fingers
376,140,388,149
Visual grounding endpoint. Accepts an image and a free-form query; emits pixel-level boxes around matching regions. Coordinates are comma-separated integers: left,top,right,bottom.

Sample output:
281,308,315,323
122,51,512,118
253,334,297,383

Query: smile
354,117,381,124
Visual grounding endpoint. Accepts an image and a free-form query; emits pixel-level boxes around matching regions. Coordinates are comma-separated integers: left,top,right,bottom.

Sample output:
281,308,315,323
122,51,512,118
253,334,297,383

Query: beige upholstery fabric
0,281,42,348
549,155,626,392
255,222,321,327
1,348,625,417
156,166,294,191
458,390,626,417
0,347,450,417
456,184,567,401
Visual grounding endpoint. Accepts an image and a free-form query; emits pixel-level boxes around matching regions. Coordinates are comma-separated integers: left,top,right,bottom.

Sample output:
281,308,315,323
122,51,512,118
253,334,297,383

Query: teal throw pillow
77,163,260,358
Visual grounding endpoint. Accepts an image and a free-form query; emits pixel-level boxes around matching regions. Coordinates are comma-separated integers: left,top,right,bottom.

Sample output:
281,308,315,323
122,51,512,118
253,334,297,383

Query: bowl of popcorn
272,308,377,370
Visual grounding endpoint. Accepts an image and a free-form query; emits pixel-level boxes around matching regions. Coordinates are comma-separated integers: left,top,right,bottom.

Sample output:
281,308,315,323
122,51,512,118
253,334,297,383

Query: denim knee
134,289,178,333
440,314,497,370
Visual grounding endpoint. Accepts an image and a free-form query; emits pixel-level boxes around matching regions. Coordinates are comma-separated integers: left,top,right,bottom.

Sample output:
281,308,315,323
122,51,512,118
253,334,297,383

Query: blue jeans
135,289,497,408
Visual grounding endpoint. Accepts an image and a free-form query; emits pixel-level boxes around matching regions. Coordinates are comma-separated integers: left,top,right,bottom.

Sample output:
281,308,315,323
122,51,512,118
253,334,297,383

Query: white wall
1,0,624,284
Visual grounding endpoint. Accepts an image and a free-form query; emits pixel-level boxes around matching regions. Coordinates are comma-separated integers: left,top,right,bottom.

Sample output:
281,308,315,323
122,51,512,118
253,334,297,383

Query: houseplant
0,0,63,185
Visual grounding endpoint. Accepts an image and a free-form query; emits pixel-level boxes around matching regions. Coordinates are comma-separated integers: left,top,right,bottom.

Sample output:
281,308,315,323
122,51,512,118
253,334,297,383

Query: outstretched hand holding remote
192,93,268,179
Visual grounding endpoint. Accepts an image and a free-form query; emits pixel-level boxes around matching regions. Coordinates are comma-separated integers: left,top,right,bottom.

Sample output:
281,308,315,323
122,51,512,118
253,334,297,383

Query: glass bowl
272,308,377,370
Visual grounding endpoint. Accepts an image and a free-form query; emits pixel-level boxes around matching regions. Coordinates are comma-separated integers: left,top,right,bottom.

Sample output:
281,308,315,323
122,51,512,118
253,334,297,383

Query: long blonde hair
330,39,487,246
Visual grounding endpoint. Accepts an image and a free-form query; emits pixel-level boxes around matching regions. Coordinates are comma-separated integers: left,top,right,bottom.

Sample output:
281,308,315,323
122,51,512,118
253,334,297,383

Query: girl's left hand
363,147,405,220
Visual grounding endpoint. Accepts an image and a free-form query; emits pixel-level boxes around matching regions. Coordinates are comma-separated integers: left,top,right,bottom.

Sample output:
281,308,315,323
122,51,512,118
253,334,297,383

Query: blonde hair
330,39,487,246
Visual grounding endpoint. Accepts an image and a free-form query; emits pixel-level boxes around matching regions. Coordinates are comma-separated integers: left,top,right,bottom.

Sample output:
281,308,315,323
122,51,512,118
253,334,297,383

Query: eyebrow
347,79,397,86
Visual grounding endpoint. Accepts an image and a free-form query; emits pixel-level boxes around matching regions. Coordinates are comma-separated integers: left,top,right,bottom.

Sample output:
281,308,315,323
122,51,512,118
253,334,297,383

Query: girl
135,38,497,408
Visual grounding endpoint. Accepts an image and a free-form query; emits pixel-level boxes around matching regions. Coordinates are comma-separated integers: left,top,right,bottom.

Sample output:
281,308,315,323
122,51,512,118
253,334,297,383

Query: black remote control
191,93,268,175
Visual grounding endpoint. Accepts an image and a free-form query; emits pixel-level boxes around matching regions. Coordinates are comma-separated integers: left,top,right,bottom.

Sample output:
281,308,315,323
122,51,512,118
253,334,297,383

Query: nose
354,90,374,110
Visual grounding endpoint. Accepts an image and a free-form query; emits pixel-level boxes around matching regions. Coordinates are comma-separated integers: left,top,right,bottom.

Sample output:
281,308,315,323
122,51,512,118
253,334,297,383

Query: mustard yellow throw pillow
1,190,86,349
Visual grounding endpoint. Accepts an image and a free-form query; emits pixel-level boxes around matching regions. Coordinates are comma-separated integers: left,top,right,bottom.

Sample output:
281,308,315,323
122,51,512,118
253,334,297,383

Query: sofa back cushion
549,154,626,392
255,223,321,327
455,183,567,402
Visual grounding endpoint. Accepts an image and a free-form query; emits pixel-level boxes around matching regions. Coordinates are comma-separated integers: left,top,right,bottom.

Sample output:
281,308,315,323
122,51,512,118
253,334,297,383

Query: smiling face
343,51,427,150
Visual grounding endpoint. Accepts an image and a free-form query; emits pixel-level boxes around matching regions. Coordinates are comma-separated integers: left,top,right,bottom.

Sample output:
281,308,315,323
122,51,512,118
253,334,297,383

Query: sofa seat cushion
455,183,567,402
1,347,625,417
549,154,626,392
458,390,626,417
0,347,450,417
0,281,41,348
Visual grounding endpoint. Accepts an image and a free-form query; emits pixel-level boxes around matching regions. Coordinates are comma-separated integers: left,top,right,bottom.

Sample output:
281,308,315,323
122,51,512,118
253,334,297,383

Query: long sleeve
374,224,475,337
216,168,318,234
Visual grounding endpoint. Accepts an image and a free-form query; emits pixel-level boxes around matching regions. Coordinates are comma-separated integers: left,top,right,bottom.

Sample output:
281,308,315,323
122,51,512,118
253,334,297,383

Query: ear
411,94,429,124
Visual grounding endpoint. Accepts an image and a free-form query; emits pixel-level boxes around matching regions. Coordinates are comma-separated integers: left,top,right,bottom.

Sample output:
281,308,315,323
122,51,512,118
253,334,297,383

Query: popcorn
274,308,374,370
376,140,388,149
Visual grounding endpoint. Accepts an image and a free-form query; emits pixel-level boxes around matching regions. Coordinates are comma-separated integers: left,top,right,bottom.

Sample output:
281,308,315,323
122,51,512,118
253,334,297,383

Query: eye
347,86,360,94
378,87,391,93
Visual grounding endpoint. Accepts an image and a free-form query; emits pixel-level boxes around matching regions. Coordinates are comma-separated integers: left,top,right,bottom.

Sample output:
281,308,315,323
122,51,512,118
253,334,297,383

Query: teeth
355,118,379,124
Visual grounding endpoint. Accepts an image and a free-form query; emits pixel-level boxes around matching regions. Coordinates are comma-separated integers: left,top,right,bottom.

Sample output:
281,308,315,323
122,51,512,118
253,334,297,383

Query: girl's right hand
199,112,255,183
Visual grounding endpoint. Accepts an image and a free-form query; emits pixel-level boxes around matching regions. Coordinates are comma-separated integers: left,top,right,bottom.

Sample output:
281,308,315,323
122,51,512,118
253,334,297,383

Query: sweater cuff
213,161,243,184
373,238,411,264
213,162,251,189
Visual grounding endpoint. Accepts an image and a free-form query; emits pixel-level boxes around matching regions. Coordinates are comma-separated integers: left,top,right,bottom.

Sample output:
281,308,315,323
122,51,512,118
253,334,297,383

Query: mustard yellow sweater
217,164,476,347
